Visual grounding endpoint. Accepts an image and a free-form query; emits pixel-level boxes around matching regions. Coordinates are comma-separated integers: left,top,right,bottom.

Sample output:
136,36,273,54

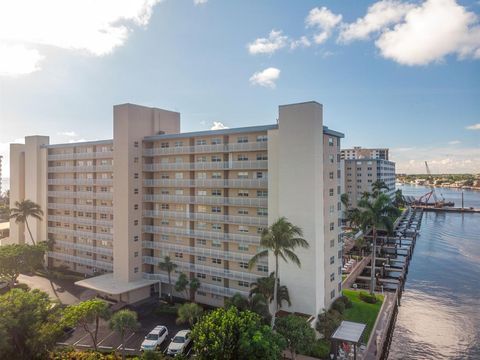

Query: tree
361,191,371,201
371,180,389,198
9,199,44,245
0,288,64,359
190,307,284,360
248,217,309,328
109,309,140,360
249,272,291,308
358,193,400,294
0,244,45,287
226,293,271,325
189,277,201,302
394,189,405,208
174,272,189,299
316,309,342,339
63,299,110,351
275,315,316,360
340,193,350,210
176,302,203,327
158,256,177,303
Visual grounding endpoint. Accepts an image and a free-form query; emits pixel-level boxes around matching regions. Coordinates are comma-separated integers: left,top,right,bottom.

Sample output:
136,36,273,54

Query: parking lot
58,305,191,356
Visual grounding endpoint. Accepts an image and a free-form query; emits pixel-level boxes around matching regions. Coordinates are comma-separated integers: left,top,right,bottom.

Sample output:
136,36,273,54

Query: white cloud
57,131,77,137
338,0,415,42
193,0,208,5
375,0,480,65
290,36,311,49
305,7,342,44
248,30,288,55
249,67,280,88
0,0,163,76
466,123,480,130
211,122,228,130
448,140,461,145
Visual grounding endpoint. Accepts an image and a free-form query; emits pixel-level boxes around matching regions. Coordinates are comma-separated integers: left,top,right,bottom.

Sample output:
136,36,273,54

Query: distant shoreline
397,182,480,192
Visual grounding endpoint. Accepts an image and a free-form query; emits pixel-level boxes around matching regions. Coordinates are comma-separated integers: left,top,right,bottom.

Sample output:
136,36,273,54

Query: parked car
166,330,192,356
140,325,168,352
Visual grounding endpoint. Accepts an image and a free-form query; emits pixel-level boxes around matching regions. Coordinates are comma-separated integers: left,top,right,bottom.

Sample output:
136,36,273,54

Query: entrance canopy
331,321,366,344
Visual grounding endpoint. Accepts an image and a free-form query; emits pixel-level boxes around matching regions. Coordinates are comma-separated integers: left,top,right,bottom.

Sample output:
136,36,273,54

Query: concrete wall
113,104,180,283
269,102,326,316
9,144,26,244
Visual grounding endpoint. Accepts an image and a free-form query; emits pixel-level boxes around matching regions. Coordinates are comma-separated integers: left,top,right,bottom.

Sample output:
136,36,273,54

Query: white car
140,325,168,352
166,330,192,356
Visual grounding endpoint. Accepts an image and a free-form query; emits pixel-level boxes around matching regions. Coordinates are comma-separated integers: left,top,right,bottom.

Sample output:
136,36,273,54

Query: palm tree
109,309,140,360
394,189,405,208
248,217,309,328
358,193,400,294
361,191,371,201
249,272,291,308
226,293,271,324
158,256,177,303
176,302,203,327
189,277,201,302
175,272,189,299
9,200,43,245
371,180,389,198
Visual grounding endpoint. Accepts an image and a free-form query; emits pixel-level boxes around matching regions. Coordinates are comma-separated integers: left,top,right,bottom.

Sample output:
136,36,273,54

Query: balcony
48,227,113,241
48,251,113,271
143,210,268,226
143,141,267,156
143,194,267,207
143,160,267,172
47,165,112,173
48,215,113,227
142,225,261,244
47,203,113,214
54,240,113,256
47,178,113,186
48,151,113,161
48,191,113,200
143,178,267,188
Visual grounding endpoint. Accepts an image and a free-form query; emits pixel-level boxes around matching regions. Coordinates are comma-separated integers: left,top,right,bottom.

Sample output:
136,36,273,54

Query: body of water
388,185,480,359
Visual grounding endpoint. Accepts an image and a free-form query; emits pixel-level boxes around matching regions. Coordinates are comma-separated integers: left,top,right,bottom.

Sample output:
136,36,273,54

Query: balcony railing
47,203,113,213
48,251,113,271
48,191,113,200
48,165,113,173
143,210,267,226
54,240,113,256
48,178,113,186
143,256,259,282
48,215,113,227
48,151,113,161
143,141,267,156
143,225,261,244
143,194,267,207
143,160,267,172
48,227,113,241
143,178,268,188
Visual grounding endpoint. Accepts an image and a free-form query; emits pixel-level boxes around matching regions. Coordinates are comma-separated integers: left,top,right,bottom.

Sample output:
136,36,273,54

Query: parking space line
99,345,113,350
56,342,70,346
77,344,91,348
73,334,90,346
97,331,115,346
116,332,136,351
124,348,136,352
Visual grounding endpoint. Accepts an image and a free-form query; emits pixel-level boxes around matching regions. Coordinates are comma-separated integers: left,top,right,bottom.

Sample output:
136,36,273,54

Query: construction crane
417,161,454,208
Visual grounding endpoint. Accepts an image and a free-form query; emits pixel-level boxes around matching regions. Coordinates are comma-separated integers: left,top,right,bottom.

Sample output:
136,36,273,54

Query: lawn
342,289,384,342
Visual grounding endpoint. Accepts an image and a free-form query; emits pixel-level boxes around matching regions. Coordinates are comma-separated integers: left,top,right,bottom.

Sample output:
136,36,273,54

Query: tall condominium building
341,147,389,160
0,155,3,195
9,101,344,316
343,158,396,208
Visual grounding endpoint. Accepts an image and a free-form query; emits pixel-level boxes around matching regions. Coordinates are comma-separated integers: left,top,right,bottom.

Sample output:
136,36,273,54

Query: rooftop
331,320,367,344
75,273,156,295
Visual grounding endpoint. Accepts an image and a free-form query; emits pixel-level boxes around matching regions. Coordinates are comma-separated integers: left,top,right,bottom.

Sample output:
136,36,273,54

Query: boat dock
412,205,480,213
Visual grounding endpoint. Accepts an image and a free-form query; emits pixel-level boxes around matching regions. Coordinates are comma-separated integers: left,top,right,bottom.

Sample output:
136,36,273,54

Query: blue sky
0,0,479,179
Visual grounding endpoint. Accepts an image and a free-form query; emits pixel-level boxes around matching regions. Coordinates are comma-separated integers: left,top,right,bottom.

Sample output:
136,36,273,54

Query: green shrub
331,299,346,314
13,283,30,291
153,302,179,316
310,339,331,359
339,295,353,309
359,291,377,304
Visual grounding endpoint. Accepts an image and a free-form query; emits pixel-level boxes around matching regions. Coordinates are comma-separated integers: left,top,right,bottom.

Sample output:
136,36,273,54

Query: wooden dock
413,205,480,213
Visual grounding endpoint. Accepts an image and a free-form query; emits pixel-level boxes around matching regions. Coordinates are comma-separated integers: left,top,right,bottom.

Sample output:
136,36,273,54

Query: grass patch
342,289,383,341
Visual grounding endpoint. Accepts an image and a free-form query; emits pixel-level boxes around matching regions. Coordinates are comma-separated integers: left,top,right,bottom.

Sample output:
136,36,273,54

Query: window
238,189,249,197
174,253,183,258
212,224,222,231
175,172,183,179
197,222,207,229
212,189,221,196
198,190,207,196
134,173,139,179
329,205,334,214
329,188,334,196
134,220,138,226
328,137,334,146
257,208,268,216
197,172,207,179
256,172,266,179
133,141,139,148
161,204,169,210
237,136,248,143
338,266,342,275
211,138,221,145
196,139,206,145
161,234,168,240
212,155,222,162
134,188,139,195
175,141,183,147
238,281,249,288
198,205,207,213
330,289,335,299
257,264,268,272
212,172,222,179
329,155,334,164
197,273,206,279
330,256,335,265
134,267,139,273
238,172,249,179
134,236,139,242
212,276,222,283
256,153,268,160
257,135,267,142
257,190,267,197
161,189,169,195
134,157,139,163
238,226,249,233
238,244,249,251
238,154,248,161
330,222,335,231
197,239,206,246
330,239,335,248
197,256,206,262
212,258,222,264
197,290,207,296
330,273,335,282
239,262,249,269
238,208,248,215
212,206,221,213
161,173,169,179
134,204,138,210
197,156,207,162
212,239,222,248
175,189,184,195
134,251,138,258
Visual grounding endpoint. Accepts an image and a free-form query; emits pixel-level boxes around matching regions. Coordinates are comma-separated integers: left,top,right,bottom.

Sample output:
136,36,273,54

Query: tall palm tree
361,191,371,201
176,302,203,327
394,189,405,208
248,217,309,328
249,272,291,308
158,256,177,303
358,193,400,295
189,277,201,302
9,200,43,245
226,293,271,324
109,309,140,360
371,180,389,198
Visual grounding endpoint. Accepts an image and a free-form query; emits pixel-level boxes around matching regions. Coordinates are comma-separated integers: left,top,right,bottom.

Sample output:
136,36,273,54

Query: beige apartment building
341,147,389,161
9,101,344,316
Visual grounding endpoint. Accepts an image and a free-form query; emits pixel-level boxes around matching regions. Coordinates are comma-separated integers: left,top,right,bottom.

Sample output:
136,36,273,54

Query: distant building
0,155,3,195
8,101,344,317
341,147,389,161
343,158,396,208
